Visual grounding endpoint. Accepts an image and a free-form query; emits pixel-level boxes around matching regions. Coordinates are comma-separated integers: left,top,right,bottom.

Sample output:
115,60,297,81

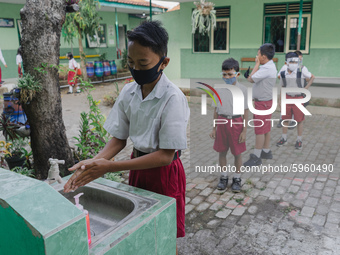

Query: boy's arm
209,108,218,139
247,56,260,83
239,109,249,143
0,49,6,67
93,137,127,160
304,74,315,90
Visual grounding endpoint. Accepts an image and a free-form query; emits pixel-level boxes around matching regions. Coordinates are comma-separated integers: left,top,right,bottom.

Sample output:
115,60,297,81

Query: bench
240,57,278,71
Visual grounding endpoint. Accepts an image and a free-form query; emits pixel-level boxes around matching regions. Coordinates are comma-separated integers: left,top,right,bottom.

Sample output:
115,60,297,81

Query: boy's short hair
259,43,275,60
127,21,168,57
286,52,299,61
222,58,239,72
295,50,303,57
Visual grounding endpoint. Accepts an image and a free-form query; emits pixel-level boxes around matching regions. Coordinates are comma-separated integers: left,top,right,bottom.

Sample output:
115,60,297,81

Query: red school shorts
253,100,273,135
213,116,246,156
129,152,186,238
282,95,305,123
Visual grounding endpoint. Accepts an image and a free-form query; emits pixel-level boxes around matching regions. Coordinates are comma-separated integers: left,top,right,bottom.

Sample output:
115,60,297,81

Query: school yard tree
20,0,73,179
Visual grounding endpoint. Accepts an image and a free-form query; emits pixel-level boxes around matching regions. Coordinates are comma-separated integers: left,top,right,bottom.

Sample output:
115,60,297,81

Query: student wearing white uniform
244,43,277,167
64,21,189,255
66,52,79,94
0,48,8,84
211,58,249,192
16,47,23,78
276,52,314,149
277,50,310,128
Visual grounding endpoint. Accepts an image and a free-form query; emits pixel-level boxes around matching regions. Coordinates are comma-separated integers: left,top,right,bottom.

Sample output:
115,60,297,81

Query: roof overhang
0,0,167,14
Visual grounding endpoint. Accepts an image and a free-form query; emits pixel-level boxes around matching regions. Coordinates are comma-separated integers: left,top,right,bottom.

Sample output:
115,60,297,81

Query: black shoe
0,81,4,84
243,154,262,167
261,150,273,159
295,140,303,150
67,91,73,94
277,119,283,128
231,177,242,193
288,121,296,130
217,176,228,190
276,137,287,147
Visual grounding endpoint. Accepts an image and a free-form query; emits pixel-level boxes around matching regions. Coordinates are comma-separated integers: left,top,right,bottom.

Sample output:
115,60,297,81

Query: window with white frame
263,2,312,54
193,7,230,53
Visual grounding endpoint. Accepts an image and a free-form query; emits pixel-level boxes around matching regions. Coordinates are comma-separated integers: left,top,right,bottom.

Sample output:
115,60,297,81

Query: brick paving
62,84,340,255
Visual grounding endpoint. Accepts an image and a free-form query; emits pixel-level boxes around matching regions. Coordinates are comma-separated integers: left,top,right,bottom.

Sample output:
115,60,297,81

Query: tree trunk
78,26,88,81
20,0,74,179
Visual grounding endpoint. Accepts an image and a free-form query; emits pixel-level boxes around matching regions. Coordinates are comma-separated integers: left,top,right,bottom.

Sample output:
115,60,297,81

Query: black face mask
128,56,165,86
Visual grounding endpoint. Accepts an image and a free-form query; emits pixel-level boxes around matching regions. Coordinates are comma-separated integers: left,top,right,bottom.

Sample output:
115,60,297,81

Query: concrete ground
3,79,340,255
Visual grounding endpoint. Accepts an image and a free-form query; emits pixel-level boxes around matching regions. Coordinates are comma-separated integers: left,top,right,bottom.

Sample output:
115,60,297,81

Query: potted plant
191,0,216,35
0,138,29,170
0,113,21,141
17,73,43,104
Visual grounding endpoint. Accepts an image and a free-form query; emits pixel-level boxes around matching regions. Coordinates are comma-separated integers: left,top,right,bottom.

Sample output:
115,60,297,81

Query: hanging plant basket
191,0,216,35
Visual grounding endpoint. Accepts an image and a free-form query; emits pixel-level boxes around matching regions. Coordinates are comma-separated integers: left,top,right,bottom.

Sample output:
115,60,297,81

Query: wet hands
63,158,112,193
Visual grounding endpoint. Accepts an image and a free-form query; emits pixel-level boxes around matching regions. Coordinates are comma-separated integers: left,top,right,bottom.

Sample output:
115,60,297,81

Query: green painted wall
0,202,45,255
0,3,140,79
0,3,23,79
158,0,340,79
310,0,340,48
128,16,142,30
154,10,182,80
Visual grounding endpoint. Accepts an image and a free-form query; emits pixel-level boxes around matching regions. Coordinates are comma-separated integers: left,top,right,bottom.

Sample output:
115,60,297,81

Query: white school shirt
103,73,190,153
69,58,77,69
16,54,22,66
251,60,277,101
0,48,6,66
279,67,312,96
278,64,287,77
212,82,248,116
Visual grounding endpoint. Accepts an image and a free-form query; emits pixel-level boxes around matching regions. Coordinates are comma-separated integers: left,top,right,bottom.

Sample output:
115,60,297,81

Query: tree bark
78,26,88,81
20,0,74,179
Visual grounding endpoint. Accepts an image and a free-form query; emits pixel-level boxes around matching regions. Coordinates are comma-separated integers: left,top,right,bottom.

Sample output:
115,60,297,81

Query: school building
0,0,167,79
154,0,340,81
0,0,339,82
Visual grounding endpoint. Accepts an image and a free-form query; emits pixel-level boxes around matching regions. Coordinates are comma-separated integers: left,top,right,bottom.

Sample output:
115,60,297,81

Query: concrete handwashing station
0,167,177,254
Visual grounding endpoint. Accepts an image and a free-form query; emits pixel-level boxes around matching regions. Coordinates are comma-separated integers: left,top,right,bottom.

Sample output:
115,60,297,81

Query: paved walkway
61,83,340,255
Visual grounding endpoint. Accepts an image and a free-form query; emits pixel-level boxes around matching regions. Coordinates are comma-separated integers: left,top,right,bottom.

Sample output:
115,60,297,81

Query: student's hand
63,158,111,193
239,131,246,143
255,56,260,65
5,65,7,68
210,128,216,139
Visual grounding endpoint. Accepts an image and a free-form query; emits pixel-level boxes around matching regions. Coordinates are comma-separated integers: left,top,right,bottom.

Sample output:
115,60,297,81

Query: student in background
16,47,23,78
244,43,277,167
66,52,80,94
211,58,248,192
0,47,8,84
277,52,315,149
